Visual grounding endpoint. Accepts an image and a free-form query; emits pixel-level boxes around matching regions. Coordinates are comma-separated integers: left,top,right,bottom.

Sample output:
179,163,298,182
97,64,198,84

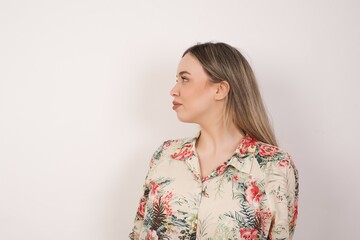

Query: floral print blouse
129,132,299,240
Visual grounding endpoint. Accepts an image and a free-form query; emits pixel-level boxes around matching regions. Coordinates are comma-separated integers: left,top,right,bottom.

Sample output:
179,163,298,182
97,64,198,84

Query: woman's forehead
177,53,203,75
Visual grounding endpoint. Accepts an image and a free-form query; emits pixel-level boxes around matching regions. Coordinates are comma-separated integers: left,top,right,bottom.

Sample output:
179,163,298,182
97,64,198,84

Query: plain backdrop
1,0,359,239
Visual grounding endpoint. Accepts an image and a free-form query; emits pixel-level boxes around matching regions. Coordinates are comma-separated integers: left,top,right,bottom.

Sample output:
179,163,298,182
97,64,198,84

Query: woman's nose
170,85,180,97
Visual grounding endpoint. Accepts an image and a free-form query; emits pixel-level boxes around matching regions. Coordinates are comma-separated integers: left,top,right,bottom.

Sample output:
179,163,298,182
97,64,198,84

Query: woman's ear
214,81,230,100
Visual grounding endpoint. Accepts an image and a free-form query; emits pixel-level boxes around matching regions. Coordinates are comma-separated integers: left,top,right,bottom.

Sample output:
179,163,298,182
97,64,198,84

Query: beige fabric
130,132,299,240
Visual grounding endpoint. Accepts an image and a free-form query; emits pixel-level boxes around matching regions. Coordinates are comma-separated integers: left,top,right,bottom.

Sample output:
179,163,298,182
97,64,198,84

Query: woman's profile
129,42,299,240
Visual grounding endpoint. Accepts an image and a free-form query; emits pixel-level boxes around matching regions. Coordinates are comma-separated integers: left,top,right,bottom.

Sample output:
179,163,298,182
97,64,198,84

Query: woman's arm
128,142,167,240
268,152,299,240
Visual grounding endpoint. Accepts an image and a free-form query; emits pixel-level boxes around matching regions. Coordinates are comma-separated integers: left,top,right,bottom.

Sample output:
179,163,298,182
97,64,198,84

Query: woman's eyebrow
176,71,191,77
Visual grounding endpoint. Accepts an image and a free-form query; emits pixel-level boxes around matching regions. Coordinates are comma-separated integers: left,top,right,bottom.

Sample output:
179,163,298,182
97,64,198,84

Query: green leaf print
145,197,167,231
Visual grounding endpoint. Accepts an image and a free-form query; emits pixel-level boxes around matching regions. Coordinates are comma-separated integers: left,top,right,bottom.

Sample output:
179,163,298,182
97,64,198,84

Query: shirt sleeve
268,152,299,240
129,142,166,240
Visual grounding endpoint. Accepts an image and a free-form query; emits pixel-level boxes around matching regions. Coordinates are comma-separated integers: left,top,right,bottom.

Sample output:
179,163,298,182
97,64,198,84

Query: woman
129,42,299,240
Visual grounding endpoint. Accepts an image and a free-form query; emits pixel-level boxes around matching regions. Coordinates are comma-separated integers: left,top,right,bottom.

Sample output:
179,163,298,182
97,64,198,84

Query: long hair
183,42,278,146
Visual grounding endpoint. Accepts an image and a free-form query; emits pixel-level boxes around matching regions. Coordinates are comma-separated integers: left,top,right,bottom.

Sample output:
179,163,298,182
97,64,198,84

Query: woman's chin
175,114,193,123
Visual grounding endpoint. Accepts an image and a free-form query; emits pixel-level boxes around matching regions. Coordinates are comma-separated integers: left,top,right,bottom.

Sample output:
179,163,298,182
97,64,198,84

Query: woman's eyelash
175,76,189,82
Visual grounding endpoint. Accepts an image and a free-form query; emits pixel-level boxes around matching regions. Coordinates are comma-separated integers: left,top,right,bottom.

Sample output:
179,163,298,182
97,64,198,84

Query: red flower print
150,181,160,196
258,144,279,157
245,183,263,205
202,176,209,182
239,136,257,154
162,192,174,216
278,159,289,167
136,196,146,218
240,228,258,240
256,208,272,231
146,230,159,240
170,144,194,160
233,175,239,182
291,201,298,226
164,140,172,148
216,164,227,175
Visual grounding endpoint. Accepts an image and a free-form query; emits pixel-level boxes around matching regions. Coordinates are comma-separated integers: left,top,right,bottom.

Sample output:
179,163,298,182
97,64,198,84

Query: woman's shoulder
159,135,196,151
148,134,197,168
253,140,297,176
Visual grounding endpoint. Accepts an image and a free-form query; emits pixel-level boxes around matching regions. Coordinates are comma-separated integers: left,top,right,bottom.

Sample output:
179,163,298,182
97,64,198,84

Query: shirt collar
228,134,257,174
170,131,258,175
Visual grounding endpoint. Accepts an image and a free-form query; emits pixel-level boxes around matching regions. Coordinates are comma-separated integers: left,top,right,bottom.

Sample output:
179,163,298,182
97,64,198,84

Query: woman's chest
145,160,273,239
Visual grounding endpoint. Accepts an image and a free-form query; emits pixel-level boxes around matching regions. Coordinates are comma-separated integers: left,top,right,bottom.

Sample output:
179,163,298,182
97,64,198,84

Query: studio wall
1,0,359,239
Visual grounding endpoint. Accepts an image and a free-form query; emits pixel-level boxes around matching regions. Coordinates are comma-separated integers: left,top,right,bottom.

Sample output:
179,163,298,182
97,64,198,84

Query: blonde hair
183,42,278,146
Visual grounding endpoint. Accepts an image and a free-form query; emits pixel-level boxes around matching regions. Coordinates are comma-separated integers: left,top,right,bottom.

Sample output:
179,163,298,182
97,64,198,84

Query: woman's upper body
129,42,299,239
129,132,298,240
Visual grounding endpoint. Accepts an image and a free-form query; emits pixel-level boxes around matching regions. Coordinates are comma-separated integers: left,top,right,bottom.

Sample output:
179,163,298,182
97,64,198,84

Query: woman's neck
196,121,245,155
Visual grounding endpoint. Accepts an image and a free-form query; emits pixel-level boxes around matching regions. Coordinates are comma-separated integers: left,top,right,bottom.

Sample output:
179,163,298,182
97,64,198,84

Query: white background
1,0,359,239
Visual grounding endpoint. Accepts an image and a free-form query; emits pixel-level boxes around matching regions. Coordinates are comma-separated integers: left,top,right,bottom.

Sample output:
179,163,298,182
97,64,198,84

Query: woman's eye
175,76,189,83
181,76,189,82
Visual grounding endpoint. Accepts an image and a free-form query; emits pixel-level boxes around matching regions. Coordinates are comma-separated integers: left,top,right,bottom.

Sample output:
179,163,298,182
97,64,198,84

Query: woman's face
170,53,219,124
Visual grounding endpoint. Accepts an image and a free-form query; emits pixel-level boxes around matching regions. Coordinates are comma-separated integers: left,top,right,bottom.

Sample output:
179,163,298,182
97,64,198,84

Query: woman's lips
172,101,182,110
